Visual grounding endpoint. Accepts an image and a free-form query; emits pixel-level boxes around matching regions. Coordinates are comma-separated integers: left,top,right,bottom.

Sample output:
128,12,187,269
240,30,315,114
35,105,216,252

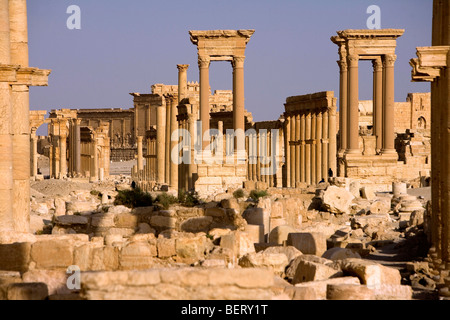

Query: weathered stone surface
7,283,49,300
205,207,227,218
371,284,413,300
238,252,289,275
175,237,207,264
294,277,361,300
22,270,72,296
180,216,213,233
220,231,255,258
157,238,176,258
30,240,73,270
287,232,327,257
369,200,391,214
339,258,402,288
114,213,139,229
292,259,343,284
120,241,156,270
91,213,115,228
321,186,355,214
106,228,135,237
322,248,361,260
0,242,31,273
262,246,302,263
409,210,424,227
326,284,375,300
55,215,89,226
150,216,177,229
108,205,132,214
269,225,299,245
66,201,97,215
136,223,155,234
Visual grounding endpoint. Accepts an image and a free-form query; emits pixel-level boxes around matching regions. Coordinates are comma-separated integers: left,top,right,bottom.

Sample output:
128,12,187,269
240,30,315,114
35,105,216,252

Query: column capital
198,56,211,69
337,60,348,72
232,55,246,68
177,64,189,72
347,54,359,67
30,127,37,136
372,58,383,72
384,54,397,67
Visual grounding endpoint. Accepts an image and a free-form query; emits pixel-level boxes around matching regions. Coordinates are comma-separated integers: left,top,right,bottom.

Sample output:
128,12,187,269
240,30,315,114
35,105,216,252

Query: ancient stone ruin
0,0,449,301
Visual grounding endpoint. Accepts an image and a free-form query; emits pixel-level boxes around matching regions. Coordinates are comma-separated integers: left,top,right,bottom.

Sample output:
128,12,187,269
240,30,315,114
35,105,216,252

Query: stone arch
417,116,427,129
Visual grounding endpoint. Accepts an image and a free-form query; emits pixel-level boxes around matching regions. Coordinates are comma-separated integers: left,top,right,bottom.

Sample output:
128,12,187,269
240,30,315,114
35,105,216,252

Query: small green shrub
249,189,269,201
90,190,100,197
114,188,154,208
178,190,200,207
156,192,179,209
233,189,245,199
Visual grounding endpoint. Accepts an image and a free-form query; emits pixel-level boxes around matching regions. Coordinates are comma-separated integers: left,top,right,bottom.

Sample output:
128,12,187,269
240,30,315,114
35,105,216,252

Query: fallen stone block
114,213,139,229
119,241,156,270
54,215,89,226
287,232,327,257
0,242,31,273
220,231,255,258
239,252,289,275
175,237,207,264
7,283,48,300
292,259,343,284
180,216,213,233
262,246,302,263
157,238,176,258
294,277,361,300
30,240,73,270
269,225,299,245
371,284,413,300
322,248,361,261
22,270,73,296
326,284,374,300
321,186,355,214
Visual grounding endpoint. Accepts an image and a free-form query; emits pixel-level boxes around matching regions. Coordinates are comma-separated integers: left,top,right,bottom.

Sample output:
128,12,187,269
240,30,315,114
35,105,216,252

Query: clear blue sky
28,0,432,135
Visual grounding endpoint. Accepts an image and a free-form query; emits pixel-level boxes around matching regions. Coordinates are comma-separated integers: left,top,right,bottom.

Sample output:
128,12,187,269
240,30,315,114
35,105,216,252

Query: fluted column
137,136,144,171
59,127,67,178
91,136,98,182
74,118,81,176
177,64,189,103
381,54,397,154
290,115,295,187
311,112,317,184
338,60,348,153
9,0,28,66
328,106,337,177
188,105,198,190
30,128,38,178
199,56,211,152
233,56,246,157
285,116,291,188
169,96,178,190
295,114,300,187
346,54,360,154
300,113,306,183
156,103,166,184
373,58,383,153
164,97,171,183
305,112,312,185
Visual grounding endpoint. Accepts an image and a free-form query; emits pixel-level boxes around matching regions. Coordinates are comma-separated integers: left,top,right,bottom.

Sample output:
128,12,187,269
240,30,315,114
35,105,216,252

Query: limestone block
349,181,361,198
91,213,116,228
243,207,269,235
208,228,233,241
54,198,66,217
238,252,289,275
90,246,120,271
105,228,135,237
351,214,390,230
180,217,213,233
136,223,155,235
114,213,139,229
339,258,402,288
0,242,31,273
221,198,241,211
108,205,132,215
22,270,72,296
0,272,22,300
322,248,361,260
262,246,302,263
369,200,390,214
409,210,424,227
294,277,361,300
66,201,97,215
150,216,177,229
321,186,355,214
269,225,299,245
30,240,73,270
220,231,255,258
361,186,376,201
292,260,343,284
326,284,374,300
271,201,284,219
157,238,176,258
371,284,413,300
244,224,264,243
7,283,48,300
205,207,227,218
175,237,206,264
287,232,327,257
284,286,319,300
119,241,156,270
104,234,124,246
55,215,89,226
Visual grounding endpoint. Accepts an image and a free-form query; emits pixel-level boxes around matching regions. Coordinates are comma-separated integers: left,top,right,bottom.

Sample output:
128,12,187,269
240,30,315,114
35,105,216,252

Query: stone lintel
410,46,450,82
189,30,255,44
337,29,405,40
16,67,51,86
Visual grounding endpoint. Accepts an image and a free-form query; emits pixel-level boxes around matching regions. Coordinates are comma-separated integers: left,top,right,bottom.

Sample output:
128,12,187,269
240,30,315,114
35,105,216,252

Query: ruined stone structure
410,0,450,297
284,92,337,187
0,0,50,238
29,110,47,179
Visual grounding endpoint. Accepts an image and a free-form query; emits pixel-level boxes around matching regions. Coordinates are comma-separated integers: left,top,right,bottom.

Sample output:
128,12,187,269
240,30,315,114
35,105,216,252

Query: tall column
9,0,28,66
233,56,246,156
305,112,312,185
59,121,67,178
295,114,300,187
30,128,38,178
134,104,139,141
328,106,337,177
346,54,360,154
290,115,295,187
74,119,81,176
188,106,198,190
199,56,211,152
322,110,328,180
169,96,179,191
285,116,291,188
177,64,189,104
338,60,348,153
156,104,166,184
316,111,323,183
373,58,383,153
137,136,144,171
381,54,397,154
91,137,99,182
311,112,317,184
300,113,306,183
165,97,171,184
145,105,151,131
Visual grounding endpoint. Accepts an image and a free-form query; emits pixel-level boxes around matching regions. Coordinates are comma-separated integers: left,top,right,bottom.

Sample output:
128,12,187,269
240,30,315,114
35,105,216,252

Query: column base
344,149,361,155
380,148,397,155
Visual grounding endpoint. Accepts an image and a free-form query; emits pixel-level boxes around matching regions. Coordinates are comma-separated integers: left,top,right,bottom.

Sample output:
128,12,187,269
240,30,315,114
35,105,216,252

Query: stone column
381,54,397,154
311,112,317,185
300,113,306,183
59,130,67,178
233,56,246,156
295,114,300,187
74,119,81,176
30,128,38,178
9,0,28,66
169,96,179,191
322,110,329,180
156,103,166,184
188,106,198,190
338,60,348,153
290,115,295,187
177,64,189,103
165,97,171,184
134,104,139,141
199,56,211,151
305,112,312,185
329,106,337,177
373,58,383,153
137,136,144,171
145,105,151,131
316,112,323,183
347,54,360,154
285,116,291,188
91,138,99,182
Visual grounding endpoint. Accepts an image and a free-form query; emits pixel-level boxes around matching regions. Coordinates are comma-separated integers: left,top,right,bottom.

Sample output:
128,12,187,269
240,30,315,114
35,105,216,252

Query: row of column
338,54,397,155
285,108,337,187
